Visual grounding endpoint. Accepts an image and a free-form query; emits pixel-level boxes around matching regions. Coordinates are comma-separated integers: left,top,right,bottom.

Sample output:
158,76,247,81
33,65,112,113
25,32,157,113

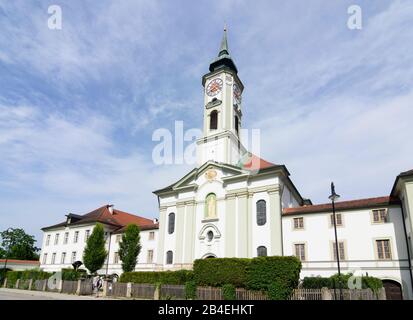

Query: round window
207,231,214,242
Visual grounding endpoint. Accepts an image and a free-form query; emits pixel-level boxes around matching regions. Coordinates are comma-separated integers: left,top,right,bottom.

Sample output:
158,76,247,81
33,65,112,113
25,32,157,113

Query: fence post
102,280,108,297
154,284,160,300
42,279,47,291
3,278,7,288
126,282,132,298
76,279,81,295
15,279,20,289
58,279,63,293
378,288,386,300
321,287,332,300
28,279,33,291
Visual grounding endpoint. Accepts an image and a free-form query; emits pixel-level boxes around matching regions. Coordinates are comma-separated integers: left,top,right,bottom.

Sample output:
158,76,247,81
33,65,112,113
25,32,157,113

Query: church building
39,29,413,300
153,29,413,300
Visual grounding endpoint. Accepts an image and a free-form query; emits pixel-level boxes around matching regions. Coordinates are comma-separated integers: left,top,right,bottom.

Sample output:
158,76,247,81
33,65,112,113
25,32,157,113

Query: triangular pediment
153,161,245,195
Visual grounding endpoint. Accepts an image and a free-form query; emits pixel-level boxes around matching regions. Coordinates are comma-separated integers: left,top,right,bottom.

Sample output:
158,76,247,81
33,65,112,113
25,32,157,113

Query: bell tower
196,27,246,166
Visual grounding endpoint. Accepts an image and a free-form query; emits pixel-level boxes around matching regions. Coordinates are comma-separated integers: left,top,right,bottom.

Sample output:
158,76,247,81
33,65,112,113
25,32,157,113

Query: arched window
166,251,173,264
235,116,239,134
256,200,267,226
257,246,267,257
205,193,217,218
210,110,218,130
168,213,175,234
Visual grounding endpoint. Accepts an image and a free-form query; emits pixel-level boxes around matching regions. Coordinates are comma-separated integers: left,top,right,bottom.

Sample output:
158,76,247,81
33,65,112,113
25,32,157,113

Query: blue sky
0,0,412,244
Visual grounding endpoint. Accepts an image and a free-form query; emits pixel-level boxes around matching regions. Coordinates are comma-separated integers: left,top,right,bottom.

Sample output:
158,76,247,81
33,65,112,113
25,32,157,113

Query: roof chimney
107,204,114,214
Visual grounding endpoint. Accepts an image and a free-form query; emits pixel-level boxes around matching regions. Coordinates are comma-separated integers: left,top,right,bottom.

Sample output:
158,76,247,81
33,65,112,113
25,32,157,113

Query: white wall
282,206,412,299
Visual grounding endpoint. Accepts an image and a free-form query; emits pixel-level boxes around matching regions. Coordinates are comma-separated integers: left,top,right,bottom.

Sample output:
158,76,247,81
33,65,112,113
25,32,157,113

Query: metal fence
330,288,379,300
160,284,186,300
196,286,223,300
289,289,323,300
131,283,156,299
289,288,382,300
236,288,268,300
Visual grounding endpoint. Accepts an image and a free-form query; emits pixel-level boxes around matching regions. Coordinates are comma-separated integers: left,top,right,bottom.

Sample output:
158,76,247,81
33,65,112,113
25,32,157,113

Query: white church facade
39,30,413,299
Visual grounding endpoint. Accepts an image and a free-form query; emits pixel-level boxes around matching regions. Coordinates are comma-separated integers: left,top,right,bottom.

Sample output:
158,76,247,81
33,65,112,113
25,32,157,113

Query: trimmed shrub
193,258,250,287
330,273,352,289
5,270,52,288
185,280,197,300
268,281,290,300
61,268,87,281
120,270,194,285
222,284,236,300
362,276,383,293
246,256,301,296
302,276,332,289
302,274,383,293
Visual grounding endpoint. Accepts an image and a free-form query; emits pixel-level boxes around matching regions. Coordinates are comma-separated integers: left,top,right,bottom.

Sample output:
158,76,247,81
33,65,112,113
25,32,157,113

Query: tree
118,224,142,273
0,228,39,260
83,223,107,274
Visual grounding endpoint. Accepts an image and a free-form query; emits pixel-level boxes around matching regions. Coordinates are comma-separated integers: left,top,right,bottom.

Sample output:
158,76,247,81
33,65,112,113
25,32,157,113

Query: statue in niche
205,193,217,218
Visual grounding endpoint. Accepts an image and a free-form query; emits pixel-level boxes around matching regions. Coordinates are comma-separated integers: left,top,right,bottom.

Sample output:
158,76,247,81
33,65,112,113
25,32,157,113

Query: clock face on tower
206,78,223,97
233,82,242,104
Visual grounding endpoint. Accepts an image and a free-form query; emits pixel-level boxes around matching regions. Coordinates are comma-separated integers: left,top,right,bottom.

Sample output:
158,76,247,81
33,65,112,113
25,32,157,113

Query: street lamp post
329,182,343,300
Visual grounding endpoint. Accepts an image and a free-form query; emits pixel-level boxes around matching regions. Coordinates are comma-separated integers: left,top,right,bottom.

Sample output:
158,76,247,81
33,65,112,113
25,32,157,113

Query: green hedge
61,268,87,281
222,284,236,300
193,258,250,288
193,256,301,299
120,270,194,285
245,256,301,299
303,274,383,292
5,270,53,288
185,281,197,300
302,276,332,289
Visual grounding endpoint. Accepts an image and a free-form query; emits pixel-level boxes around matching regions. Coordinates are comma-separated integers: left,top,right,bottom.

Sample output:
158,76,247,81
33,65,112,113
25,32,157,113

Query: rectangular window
74,231,79,243
51,253,56,264
61,252,66,264
333,241,346,261
63,232,69,244
42,253,48,264
54,233,59,245
147,250,154,263
85,230,90,242
372,209,388,223
149,232,155,240
294,243,306,261
114,252,120,264
293,217,304,230
330,213,343,227
46,235,51,246
376,239,392,260
116,235,122,243
71,251,77,263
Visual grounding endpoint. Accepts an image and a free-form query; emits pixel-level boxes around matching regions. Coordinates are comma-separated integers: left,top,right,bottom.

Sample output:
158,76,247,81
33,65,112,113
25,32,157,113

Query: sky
0,0,412,245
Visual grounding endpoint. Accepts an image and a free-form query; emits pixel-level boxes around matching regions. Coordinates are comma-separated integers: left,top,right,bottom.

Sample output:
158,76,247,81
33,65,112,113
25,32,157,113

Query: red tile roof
283,196,400,215
0,259,40,265
42,205,159,231
239,153,276,171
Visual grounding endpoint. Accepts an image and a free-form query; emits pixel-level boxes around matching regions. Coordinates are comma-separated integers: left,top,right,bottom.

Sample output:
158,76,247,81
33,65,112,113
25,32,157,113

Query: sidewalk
0,288,116,300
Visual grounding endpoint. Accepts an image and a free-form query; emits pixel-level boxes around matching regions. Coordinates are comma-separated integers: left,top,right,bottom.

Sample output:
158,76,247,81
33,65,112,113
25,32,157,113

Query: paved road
0,288,113,300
